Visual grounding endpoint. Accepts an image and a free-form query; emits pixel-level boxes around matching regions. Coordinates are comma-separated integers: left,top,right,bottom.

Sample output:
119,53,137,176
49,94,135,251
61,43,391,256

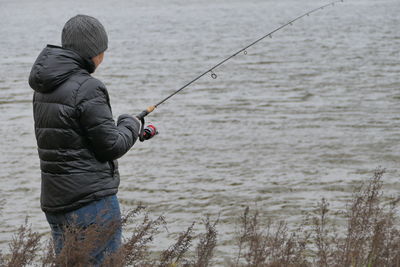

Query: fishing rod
137,0,344,140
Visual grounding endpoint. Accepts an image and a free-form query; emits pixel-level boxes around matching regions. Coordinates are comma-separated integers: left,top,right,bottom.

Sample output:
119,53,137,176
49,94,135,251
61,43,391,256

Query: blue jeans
45,195,122,265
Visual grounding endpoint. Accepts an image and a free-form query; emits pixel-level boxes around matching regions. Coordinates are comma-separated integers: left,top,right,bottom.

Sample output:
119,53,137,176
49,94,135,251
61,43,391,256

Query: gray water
0,0,399,261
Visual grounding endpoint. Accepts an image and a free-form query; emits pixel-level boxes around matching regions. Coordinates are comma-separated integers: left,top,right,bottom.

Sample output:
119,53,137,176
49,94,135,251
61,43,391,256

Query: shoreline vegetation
1,168,399,267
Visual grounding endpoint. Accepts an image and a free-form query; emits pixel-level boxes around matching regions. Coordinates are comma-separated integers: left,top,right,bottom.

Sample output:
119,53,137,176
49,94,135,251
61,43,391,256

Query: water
0,0,399,261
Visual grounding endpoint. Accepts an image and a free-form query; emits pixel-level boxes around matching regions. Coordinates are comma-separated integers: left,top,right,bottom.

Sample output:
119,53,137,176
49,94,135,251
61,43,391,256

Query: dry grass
1,168,399,267
321,168,400,267
2,219,41,267
232,207,310,267
194,217,218,267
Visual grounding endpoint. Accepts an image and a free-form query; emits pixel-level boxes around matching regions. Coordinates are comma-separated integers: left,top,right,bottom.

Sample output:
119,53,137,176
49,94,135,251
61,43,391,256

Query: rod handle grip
136,105,156,120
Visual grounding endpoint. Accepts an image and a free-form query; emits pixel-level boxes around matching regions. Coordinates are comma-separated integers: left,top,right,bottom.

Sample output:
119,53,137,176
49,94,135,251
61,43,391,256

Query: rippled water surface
0,0,399,261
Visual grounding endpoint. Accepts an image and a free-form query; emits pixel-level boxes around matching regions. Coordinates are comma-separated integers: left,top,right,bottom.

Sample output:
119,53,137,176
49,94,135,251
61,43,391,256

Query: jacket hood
29,45,96,93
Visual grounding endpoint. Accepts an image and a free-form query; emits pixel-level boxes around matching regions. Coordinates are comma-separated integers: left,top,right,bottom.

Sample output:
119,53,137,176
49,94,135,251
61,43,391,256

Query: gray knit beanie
62,14,108,59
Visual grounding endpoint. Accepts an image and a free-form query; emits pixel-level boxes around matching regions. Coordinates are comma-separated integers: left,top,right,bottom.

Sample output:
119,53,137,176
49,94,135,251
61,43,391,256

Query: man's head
61,15,108,65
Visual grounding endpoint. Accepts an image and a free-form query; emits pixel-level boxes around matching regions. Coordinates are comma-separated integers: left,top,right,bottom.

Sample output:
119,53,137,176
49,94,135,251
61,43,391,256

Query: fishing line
136,0,344,140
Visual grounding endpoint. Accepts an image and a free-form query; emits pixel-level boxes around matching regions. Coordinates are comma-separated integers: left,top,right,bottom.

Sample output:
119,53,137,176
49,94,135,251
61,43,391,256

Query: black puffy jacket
29,45,140,213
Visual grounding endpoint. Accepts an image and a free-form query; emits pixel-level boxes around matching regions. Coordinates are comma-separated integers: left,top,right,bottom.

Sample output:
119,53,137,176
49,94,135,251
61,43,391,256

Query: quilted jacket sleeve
76,78,140,162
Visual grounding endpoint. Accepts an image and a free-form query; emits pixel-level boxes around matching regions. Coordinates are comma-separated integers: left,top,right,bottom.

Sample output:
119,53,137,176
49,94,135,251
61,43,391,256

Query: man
28,14,154,263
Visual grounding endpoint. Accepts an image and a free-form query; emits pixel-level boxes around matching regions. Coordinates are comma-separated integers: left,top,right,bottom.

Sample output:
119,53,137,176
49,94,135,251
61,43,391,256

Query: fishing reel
138,119,158,142
137,106,158,142
141,124,158,141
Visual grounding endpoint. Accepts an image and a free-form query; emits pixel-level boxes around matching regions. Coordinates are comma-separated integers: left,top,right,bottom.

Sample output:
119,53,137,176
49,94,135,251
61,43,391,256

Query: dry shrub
68,221,118,265
320,168,400,267
159,222,195,266
194,217,218,267
40,238,56,266
312,197,337,267
2,219,41,267
102,205,163,267
233,207,310,267
0,206,218,267
231,168,400,267
1,168,400,267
